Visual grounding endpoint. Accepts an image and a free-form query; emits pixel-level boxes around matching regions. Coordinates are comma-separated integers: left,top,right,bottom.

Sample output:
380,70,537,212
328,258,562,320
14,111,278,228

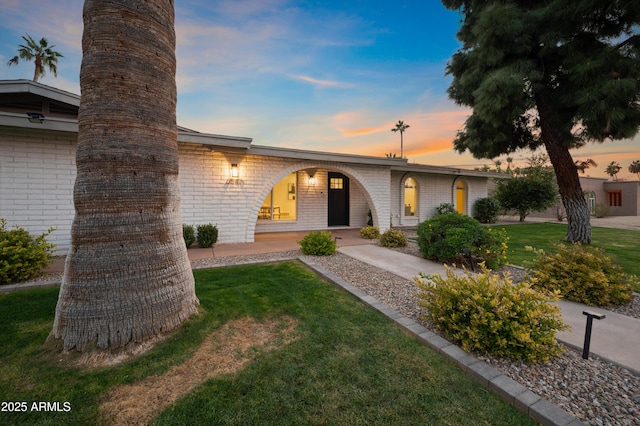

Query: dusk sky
1,0,638,179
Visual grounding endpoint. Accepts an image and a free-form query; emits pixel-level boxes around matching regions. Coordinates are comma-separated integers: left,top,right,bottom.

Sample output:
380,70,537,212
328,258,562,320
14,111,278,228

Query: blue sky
1,0,638,179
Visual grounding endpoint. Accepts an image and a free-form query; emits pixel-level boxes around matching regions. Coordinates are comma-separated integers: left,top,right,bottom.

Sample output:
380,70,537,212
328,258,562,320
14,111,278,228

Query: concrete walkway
339,244,640,375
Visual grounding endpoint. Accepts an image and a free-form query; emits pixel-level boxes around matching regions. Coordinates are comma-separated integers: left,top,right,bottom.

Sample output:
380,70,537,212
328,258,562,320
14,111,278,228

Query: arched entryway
455,179,467,214
248,161,389,240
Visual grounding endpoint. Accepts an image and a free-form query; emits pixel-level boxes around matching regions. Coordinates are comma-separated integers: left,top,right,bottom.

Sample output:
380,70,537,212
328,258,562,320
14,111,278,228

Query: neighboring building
489,174,640,220
1,80,499,254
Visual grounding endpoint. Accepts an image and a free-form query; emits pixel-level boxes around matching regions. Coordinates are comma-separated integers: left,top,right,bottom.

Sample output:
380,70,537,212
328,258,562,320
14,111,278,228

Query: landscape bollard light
461,248,474,271
582,311,605,359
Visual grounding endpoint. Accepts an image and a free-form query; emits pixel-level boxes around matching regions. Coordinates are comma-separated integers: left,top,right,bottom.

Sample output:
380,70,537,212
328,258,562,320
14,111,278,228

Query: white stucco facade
1,80,500,255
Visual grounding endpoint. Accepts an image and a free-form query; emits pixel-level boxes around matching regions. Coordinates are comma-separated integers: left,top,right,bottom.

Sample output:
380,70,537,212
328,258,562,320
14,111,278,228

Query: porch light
308,172,316,186
230,163,239,178
27,112,45,124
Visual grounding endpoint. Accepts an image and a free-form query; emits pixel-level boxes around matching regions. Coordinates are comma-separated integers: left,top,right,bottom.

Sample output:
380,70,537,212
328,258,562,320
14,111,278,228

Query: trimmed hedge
298,231,336,255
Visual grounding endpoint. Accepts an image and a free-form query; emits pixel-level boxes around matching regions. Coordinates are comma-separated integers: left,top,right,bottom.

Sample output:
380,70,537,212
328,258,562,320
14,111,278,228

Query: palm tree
50,0,198,352
390,120,410,158
575,159,598,174
7,34,63,82
629,160,640,181
605,161,622,181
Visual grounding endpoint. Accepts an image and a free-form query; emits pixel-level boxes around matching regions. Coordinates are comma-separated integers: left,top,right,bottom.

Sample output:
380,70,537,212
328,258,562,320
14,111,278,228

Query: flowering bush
379,229,407,247
526,243,635,306
359,226,380,239
416,265,567,362
1,219,55,284
472,227,509,269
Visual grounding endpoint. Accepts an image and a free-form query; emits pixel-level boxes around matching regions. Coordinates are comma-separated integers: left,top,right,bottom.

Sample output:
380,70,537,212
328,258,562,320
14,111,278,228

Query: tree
443,0,640,244
493,155,558,221
629,160,640,181
7,34,63,82
50,0,199,352
391,120,410,158
606,161,622,181
575,159,598,174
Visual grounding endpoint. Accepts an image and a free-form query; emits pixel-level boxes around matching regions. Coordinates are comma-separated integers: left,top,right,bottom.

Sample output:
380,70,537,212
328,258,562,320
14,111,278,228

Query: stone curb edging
298,257,585,426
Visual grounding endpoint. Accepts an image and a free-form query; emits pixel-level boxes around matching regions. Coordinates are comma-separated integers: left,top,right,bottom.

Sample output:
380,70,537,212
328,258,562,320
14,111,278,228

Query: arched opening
249,162,388,240
404,177,418,217
455,179,467,214
585,190,596,215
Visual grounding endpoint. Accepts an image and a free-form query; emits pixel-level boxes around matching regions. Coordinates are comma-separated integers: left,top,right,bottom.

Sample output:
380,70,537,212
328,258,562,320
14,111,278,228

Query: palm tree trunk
536,91,592,244
50,0,199,351
33,56,42,82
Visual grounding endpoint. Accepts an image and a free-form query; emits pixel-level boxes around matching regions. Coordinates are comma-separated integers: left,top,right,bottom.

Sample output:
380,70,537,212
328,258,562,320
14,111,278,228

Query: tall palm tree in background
7,34,63,82
391,120,410,158
575,159,598,174
629,160,640,181
605,161,622,181
50,0,199,352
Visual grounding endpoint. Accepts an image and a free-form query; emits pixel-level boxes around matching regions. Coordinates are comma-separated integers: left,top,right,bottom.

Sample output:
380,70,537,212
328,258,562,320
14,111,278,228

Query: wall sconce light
226,163,243,185
308,173,316,186
27,112,45,124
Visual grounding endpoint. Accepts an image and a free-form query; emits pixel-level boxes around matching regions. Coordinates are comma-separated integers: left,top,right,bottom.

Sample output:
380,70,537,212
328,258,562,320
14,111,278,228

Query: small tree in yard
443,0,640,244
493,155,558,221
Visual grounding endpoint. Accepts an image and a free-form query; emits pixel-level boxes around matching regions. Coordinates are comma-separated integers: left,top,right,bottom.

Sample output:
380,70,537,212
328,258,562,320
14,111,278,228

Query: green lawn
498,223,640,290
0,262,532,425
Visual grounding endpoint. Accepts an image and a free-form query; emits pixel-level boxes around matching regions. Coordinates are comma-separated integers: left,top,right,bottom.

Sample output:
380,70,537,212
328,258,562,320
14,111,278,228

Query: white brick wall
0,128,76,253
2,128,491,254
391,172,488,226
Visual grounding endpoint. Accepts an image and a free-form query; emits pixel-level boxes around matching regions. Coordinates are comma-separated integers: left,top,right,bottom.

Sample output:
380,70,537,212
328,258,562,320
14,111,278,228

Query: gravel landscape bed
192,245,640,426
11,245,640,425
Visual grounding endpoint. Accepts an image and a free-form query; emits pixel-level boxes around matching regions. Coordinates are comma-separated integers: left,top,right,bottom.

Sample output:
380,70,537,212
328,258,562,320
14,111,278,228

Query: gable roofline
247,144,408,166
0,79,80,107
391,162,506,179
0,80,499,178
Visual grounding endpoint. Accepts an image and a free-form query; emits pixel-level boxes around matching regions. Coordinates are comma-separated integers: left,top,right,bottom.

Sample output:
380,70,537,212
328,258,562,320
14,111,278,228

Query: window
330,177,343,189
404,177,417,216
585,191,596,214
455,180,467,214
608,191,622,207
259,173,297,220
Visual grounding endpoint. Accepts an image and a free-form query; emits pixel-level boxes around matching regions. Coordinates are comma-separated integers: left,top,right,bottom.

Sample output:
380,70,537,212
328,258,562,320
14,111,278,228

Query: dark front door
328,172,349,226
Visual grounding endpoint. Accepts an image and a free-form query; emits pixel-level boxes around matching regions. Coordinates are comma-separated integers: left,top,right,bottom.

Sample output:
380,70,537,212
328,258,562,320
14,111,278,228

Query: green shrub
472,227,509,270
435,203,456,215
416,265,567,362
417,213,485,263
196,224,218,248
183,224,195,248
298,231,336,256
526,243,635,306
594,202,610,218
1,219,55,285
417,214,507,268
473,197,500,223
298,231,337,255
359,226,380,239
379,229,407,247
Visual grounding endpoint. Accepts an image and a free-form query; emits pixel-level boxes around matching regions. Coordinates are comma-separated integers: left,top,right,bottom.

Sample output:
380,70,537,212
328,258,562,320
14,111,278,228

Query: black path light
582,311,606,359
